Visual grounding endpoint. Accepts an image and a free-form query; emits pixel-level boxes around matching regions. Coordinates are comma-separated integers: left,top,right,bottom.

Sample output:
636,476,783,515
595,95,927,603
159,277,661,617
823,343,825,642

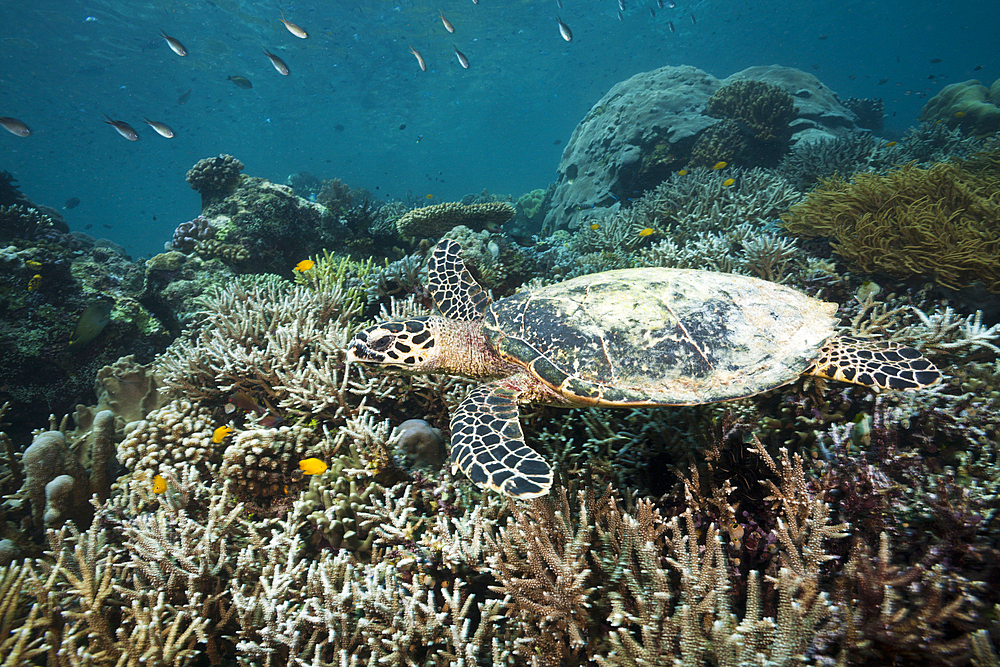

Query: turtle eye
371,333,394,352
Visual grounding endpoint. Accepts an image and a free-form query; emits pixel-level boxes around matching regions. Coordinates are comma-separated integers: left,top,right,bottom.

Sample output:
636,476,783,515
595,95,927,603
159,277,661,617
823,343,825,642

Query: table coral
780,157,1000,293
394,201,513,238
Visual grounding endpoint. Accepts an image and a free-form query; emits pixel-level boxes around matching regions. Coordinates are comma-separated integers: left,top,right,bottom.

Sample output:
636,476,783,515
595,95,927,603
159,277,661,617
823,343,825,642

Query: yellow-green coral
920,79,1000,136
780,156,1000,292
516,189,546,221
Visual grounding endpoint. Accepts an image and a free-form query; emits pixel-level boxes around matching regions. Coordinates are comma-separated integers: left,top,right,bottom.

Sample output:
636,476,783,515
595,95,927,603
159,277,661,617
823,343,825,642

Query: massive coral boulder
919,78,1000,136
544,64,859,233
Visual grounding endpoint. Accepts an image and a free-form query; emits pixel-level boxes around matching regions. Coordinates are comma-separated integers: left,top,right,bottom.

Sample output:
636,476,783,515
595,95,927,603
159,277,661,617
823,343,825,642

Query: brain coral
919,78,1000,136
780,155,1000,293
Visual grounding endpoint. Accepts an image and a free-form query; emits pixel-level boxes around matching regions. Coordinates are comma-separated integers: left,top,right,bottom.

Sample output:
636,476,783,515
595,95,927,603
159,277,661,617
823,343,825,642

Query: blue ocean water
0,0,995,258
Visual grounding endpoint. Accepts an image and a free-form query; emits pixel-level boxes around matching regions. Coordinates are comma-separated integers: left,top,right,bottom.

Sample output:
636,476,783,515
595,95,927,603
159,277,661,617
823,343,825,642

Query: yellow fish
212,425,234,443
25,260,42,269
152,474,167,494
722,178,735,187
712,161,728,170
299,458,328,475
426,193,434,199
294,259,315,272
27,274,42,291
590,223,600,230
638,227,655,236
885,141,898,147
677,169,688,175
954,111,966,118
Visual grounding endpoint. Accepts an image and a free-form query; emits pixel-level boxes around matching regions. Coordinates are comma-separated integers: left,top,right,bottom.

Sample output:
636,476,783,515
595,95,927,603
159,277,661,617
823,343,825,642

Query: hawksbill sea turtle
346,240,941,499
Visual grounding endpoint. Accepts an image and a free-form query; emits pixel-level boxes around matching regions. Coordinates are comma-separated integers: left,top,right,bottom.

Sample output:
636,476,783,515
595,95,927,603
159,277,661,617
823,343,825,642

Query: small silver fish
618,0,626,11
102,114,139,141
142,118,174,138
618,10,623,20
649,7,655,17
158,29,187,56
667,0,675,6
656,0,664,8
690,12,696,24
439,9,455,33
556,16,573,42
263,49,290,75
453,44,469,68
279,10,308,38
0,116,31,137
668,20,674,32
409,44,427,71
556,0,562,8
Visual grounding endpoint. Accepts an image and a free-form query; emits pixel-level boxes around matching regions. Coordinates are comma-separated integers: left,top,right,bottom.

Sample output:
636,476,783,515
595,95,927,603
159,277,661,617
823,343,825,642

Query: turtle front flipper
806,336,941,390
427,239,492,322
450,382,552,498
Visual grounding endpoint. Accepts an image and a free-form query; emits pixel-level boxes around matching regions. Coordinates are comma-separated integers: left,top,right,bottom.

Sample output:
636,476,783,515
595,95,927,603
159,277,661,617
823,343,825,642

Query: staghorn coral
185,153,244,204
777,131,880,189
780,158,1000,293
154,274,384,421
394,201,514,238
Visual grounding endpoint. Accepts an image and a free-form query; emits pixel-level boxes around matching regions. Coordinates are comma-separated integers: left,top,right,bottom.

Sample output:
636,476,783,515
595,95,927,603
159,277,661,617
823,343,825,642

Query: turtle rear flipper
428,239,492,322
450,382,552,498
806,337,941,390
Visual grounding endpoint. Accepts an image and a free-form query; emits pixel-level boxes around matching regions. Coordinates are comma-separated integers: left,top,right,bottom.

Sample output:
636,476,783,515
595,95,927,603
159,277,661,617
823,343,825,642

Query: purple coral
172,214,217,251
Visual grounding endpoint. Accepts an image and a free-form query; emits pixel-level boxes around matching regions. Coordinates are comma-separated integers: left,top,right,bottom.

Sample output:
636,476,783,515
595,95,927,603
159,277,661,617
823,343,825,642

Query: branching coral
780,158,1000,293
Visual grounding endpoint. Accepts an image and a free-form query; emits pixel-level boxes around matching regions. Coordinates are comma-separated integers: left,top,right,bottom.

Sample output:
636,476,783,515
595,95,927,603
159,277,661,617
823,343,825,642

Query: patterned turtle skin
346,240,941,499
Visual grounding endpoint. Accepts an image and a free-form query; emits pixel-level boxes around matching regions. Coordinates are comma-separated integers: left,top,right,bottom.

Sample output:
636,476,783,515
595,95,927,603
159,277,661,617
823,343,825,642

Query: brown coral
394,201,514,238
193,238,249,263
780,158,1000,293
185,154,245,204
705,79,797,166
220,425,320,499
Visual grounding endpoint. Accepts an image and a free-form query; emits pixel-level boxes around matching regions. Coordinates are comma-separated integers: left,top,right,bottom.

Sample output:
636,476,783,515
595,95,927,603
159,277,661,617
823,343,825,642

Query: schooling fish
158,29,187,56
263,49,290,75
556,16,573,41
142,118,174,138
409,44,427,71
0,116,31,137
279,10,308,38
668,20,674,32
453,44,469,68
228,75,253,89
177,88,192,104
439,9,455,33
102,114,139,141
64,197,81,209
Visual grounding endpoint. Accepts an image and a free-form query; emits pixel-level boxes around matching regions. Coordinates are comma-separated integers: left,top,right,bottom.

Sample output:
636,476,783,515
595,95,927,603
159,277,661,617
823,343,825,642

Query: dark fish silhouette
228,75,253,89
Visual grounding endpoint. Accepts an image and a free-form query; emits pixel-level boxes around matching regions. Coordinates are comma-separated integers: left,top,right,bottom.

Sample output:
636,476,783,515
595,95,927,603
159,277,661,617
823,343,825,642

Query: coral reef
394,201,514,238
701,78,797,167
920,78,1000,136
843,96,885,131
780,156,1000,293
171,214,216,252
185,153,245,205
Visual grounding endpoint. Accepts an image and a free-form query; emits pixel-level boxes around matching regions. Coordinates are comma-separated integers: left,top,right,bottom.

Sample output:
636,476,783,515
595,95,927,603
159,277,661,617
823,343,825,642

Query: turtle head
346,317,441,374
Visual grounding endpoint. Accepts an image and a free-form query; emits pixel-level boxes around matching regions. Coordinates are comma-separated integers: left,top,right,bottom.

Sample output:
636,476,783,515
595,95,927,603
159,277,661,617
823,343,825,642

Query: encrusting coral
780,155,1000,293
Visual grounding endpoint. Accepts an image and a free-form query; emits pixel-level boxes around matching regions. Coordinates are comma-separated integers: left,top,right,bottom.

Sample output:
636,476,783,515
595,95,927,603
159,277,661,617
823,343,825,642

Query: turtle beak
345,335,384,365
